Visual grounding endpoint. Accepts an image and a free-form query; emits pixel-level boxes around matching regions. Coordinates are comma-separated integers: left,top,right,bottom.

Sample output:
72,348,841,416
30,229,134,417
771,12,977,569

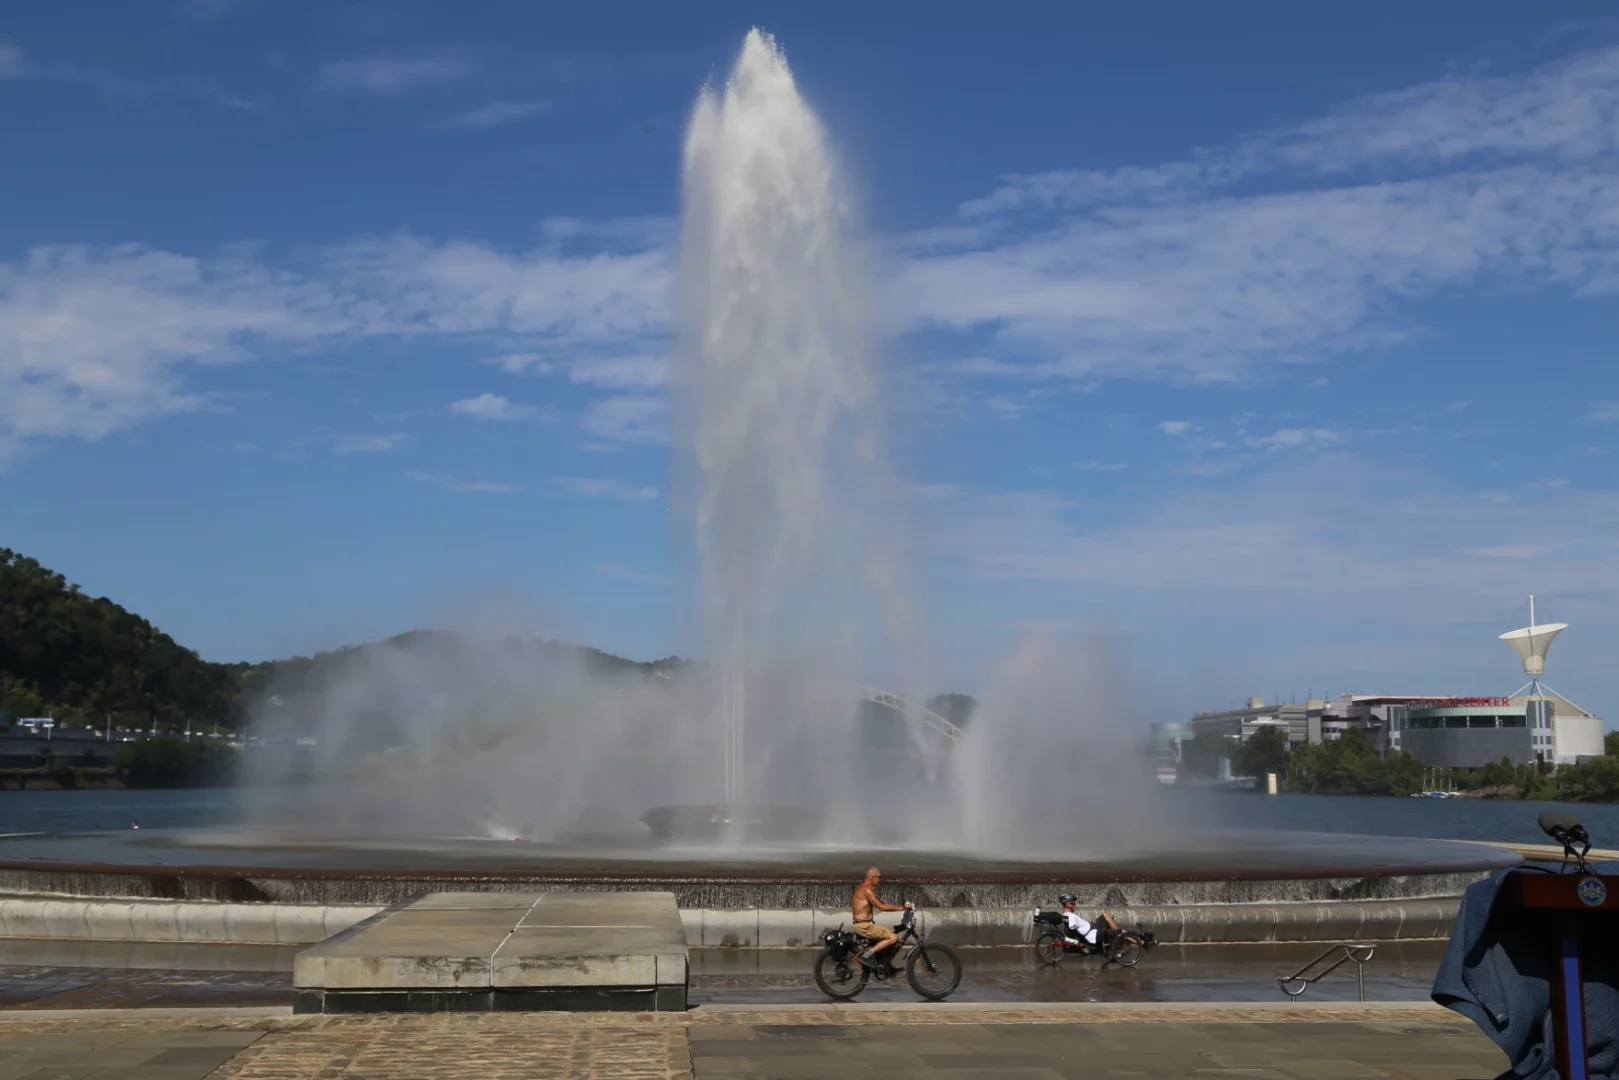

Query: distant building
1147,722,1193,784
1148,722,1193,761
1389,692,1603,768
1184,600,1606,771
1188,697,1315,747
1187,690,1605,769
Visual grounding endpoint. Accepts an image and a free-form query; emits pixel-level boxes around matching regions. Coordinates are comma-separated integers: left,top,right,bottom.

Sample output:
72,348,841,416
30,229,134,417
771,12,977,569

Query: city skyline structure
1,3,1616,727
1182,597,1605,767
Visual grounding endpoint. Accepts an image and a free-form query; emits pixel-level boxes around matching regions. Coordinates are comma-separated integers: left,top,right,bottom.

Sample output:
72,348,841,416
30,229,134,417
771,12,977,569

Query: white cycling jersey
1064,911,1096,945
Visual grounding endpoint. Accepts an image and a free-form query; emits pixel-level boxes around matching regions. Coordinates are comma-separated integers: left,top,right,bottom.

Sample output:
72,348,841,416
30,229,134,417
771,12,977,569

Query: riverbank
0,768,123,791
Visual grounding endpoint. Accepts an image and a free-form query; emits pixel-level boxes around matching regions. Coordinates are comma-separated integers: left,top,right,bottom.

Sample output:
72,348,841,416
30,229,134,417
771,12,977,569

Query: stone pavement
0,1003,1506,1079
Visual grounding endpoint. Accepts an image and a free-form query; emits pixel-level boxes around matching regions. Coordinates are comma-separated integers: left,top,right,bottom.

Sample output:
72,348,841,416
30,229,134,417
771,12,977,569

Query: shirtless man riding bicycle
852,866,912,969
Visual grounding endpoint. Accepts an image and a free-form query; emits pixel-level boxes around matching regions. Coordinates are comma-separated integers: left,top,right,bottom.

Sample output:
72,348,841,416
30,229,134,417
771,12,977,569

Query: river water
2,786,1616,847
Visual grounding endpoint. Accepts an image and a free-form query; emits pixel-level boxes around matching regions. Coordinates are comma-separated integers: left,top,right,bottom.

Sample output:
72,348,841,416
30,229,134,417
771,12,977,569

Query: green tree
1232,725,1290,780
113,738,239,789
1180,730,1231,780
1293,727,1403,795
0,549,237,728
1478,757,1509,790
1553,757,1619,803
1605,730,1619,757
1382,749,1425,796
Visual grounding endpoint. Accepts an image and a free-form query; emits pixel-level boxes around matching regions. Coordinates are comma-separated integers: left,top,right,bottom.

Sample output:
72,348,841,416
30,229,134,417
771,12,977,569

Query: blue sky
2,1,1617,724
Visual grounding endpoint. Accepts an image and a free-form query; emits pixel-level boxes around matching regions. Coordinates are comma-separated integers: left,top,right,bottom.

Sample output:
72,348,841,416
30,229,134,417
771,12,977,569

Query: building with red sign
1182,604,1605,771
1186,690,1603,770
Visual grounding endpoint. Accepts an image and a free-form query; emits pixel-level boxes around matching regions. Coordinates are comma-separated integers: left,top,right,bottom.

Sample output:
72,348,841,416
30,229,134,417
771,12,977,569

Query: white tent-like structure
1500,624,1566,675
1500,597,1566,678
1500,596,1604,764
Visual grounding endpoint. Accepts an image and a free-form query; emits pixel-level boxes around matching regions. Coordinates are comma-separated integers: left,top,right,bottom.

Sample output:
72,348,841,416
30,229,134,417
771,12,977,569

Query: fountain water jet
666,28,900,832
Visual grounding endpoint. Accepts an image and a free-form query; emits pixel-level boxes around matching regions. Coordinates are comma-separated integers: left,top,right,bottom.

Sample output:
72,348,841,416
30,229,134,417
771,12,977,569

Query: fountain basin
0,827,1520,908
638,805,822,844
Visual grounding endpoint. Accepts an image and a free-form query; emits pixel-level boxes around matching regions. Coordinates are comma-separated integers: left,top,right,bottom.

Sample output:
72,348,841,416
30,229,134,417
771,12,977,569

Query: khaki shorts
852,920,895,943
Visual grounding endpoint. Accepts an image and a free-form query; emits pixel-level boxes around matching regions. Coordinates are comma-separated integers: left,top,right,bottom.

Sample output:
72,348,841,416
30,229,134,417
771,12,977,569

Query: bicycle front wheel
1108,933,1146,968
813,949,869,1000
906,942,963,1000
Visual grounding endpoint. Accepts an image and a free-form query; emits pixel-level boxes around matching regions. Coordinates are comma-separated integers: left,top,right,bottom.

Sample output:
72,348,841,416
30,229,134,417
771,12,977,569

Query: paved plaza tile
0,1004,1506,1080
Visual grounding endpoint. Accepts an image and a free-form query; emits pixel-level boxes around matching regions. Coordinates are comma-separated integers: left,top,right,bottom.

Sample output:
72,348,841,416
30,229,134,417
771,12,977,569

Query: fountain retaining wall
0,866,1495,908
0,895,1465,946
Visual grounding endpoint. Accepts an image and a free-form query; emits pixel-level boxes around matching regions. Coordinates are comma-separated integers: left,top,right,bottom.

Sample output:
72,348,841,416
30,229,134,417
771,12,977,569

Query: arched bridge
860,686,963,743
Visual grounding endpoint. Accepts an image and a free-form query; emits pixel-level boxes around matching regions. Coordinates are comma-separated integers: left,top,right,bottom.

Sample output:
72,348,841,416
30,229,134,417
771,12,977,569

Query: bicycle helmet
1058,893,1078,905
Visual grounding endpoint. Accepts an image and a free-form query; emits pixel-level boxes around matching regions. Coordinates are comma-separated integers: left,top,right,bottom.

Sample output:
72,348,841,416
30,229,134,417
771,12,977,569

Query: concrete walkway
0,1003,1506,1079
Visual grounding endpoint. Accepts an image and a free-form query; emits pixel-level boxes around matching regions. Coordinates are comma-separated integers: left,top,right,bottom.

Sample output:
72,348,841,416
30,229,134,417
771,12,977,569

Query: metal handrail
1277,943,1376,1002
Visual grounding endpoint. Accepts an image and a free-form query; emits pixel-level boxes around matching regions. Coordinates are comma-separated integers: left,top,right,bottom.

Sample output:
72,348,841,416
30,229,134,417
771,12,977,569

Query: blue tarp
1432,862,1619,1080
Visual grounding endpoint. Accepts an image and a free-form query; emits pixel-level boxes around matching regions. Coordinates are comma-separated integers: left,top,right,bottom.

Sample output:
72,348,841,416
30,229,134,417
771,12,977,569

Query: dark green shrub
113,738,238,789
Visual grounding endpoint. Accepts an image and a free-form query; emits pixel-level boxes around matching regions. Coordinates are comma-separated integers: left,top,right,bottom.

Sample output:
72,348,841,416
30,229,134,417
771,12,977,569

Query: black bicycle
813,907,963,1001
1031,910,1157,968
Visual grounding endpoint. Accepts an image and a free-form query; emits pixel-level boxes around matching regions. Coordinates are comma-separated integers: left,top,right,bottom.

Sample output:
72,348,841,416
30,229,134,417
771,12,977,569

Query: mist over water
243,29,1165,855
949,633,1169,853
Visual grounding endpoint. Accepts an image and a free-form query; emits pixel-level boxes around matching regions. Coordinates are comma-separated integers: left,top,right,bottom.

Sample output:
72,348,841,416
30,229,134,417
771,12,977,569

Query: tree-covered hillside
1,548,240,729
0,548,689,732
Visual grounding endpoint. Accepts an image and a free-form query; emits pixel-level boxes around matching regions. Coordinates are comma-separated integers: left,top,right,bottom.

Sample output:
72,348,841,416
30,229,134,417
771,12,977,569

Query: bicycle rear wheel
906,943,963,1000
813,949,869,1000
1108,933,1146,968
1033,930,1066,967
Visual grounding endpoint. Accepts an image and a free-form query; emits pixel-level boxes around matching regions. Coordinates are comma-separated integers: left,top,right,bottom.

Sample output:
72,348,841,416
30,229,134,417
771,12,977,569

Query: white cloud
0,231,669,459
978,394,1024,420
553,476,660,501
0,38,250,103
894,46,1619,384
174,0,258,23
490,352,551,375
449,393,546,422
405,471,519,494
438,100,551,130
932,458,1619,626
902,482,964,502
567,354,666,389
582,393,666,445
1074,461,1126,472
1245,427,1340,451
1156,420,1193,436
9,45,1617,465
1590,401,1619,421
316,231,669,345
540,215,676,253
315,55,471,96
954,49,1619,219
0,244,342,461
332,432,406,454
594,562,670,585
0,40,25,79
1465,544,1561,560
